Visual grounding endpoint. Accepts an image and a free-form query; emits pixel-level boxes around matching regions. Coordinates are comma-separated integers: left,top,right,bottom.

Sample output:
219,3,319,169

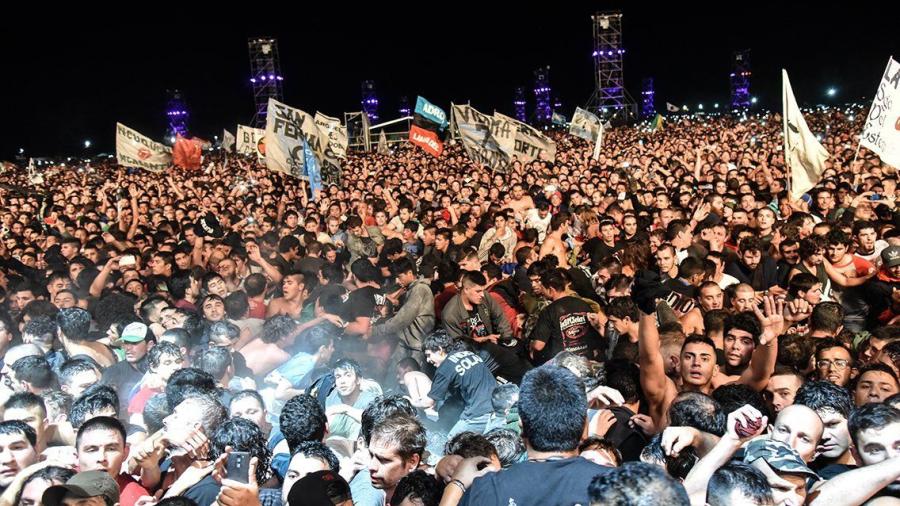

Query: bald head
769,404,823,463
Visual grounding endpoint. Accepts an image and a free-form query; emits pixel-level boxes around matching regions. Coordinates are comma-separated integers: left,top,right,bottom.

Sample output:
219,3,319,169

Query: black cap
287,470,351,506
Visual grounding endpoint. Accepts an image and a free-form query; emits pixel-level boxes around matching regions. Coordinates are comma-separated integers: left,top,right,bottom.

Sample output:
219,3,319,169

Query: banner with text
414,96,449,130
452,104,512,171
314,112,349,161
236,125,266,160
861,57,900,168
264,98,318,178
496,112,557,163
115,123,172,172
409,125,443,157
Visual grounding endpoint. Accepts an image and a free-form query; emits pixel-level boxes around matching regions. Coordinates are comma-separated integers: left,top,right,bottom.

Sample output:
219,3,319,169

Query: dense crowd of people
1,103,899,506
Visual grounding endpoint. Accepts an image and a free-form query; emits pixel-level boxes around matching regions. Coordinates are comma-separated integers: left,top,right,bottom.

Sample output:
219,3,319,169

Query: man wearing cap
101,322,153,414
287,470,353,506
42,470,120,506
744,439,819,506
863,245,900,327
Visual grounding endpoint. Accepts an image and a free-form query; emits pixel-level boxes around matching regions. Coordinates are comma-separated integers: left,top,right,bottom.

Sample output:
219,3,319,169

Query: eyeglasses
817,359,850,370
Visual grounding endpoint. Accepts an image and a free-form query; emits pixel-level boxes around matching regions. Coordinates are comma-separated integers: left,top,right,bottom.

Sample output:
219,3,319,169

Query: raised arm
738,296,782,391
638,308,669,408
683,405,767,506
808,455,900,506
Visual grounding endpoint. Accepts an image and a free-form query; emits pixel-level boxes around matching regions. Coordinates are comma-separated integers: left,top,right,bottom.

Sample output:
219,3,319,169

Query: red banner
173,135,203,170
408,125,443,157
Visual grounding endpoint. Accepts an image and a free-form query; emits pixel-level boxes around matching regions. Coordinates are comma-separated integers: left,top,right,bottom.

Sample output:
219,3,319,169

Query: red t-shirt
117,474,151,506
128,386,161,415
248,298,267,320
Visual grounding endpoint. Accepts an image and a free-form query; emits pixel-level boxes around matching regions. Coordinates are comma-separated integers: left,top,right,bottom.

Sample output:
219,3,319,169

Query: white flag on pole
377,130,389,155
860,57,900,168
569,107,601,142
222,130,235,152
782,69,830,198
666,103,680,113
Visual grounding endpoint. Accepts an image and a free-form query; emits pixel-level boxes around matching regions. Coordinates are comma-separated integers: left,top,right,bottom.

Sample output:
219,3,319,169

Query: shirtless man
681,281,724,335
266,272,308,319
539,213,570,268
639,298,782,428
507,183,536,221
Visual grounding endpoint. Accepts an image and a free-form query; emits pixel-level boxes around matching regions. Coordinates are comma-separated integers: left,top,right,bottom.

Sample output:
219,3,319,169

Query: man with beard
725,237,780,294
814,340,853,388
776,239,801,289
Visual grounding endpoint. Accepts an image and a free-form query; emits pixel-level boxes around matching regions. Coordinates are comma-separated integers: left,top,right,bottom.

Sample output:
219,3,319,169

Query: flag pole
782,69,792,198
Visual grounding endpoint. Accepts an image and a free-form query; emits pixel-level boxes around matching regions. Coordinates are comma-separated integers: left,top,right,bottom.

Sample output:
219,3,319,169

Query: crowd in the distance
1,103,900,506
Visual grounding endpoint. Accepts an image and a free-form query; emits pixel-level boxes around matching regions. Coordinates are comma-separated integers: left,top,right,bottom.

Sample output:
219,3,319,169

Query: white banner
782,70,830,198
860,57,900,168
666,102,680,113
314,112,349,161
236,125,266,160
569,107,601,142
452,104,512,171
115,123,172,172
496,112,557,163
222,129,235,152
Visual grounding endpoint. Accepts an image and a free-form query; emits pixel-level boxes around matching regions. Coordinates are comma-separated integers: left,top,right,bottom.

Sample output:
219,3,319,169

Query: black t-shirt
269,253,293,276
584,238,619,269
342,286,388,324
529,296,602,364
428,351,496,419
459,457,611,506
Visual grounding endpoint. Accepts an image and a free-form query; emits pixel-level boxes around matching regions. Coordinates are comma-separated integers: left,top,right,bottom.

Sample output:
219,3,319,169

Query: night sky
2,4,896,159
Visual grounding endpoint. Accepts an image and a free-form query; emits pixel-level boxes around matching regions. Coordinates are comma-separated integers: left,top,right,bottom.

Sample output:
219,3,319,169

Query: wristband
450,479,467,493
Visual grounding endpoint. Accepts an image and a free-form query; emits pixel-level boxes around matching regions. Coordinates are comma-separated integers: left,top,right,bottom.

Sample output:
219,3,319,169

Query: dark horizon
1,4,895,159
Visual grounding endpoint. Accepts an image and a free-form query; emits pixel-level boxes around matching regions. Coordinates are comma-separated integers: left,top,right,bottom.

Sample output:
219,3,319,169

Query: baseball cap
116,322,150,344
42,471,120,506
882,245,900,269
287,470,352,506
743,439,819,479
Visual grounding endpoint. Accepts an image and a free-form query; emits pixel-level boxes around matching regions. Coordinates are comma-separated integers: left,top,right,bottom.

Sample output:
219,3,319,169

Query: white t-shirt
856,240,889,269
717,273,741,290
524,209,552,242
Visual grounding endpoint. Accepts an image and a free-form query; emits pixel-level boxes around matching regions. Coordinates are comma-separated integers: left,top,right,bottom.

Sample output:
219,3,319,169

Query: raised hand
753,295,785,345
